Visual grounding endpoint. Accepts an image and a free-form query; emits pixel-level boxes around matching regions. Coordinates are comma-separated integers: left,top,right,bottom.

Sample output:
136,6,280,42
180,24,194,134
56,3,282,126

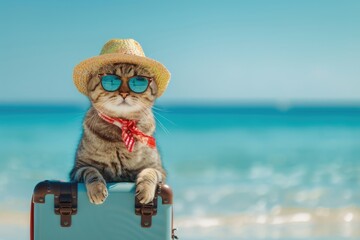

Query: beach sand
2,206,360,239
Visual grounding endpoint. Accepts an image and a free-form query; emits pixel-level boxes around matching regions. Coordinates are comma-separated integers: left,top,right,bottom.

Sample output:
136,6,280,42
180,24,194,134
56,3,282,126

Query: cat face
87,64,158,117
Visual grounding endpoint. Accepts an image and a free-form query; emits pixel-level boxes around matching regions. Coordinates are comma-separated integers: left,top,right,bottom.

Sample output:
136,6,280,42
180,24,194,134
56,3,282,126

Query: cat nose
120,92,130,99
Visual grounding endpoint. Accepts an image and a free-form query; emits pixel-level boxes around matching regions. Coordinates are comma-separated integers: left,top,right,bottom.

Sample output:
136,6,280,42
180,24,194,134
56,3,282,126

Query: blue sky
0,0,359,105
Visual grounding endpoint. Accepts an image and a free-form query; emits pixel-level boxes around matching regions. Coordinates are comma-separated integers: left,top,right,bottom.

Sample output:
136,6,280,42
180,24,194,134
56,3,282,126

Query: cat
69,63,166,205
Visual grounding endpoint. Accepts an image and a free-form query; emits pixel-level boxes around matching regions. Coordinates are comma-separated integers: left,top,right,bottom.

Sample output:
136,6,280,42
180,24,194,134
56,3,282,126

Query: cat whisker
135,99,171,135
84,100,112,129
154,114,170,135
151,105,170,112
152,109,177,126
72,110,88,121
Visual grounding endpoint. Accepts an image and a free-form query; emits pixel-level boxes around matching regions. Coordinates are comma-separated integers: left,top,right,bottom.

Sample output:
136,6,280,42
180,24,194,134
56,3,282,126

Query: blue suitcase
30,180,176,240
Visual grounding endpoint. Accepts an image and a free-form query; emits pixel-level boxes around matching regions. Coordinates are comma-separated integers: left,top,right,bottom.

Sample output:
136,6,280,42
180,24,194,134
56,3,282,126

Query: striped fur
70,64,166,204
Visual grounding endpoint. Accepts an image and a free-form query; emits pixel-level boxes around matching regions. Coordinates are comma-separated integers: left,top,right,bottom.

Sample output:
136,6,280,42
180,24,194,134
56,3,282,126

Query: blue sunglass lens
101,75,121,91
128,77,149,93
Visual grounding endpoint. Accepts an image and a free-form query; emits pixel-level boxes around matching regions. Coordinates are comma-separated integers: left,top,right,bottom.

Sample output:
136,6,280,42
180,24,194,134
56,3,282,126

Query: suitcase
30,180,176,240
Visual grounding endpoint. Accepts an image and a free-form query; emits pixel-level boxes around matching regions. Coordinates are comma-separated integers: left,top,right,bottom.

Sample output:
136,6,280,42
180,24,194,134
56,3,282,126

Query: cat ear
149,79,158,96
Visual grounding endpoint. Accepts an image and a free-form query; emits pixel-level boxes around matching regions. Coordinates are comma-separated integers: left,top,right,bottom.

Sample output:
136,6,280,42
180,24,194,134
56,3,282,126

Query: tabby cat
70,63,166,205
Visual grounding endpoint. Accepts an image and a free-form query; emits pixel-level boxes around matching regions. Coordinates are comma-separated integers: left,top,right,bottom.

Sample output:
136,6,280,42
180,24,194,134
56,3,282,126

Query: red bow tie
97,112,156,152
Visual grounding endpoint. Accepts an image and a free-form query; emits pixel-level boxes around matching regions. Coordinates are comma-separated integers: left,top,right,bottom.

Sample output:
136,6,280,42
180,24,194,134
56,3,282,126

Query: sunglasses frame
98,73,153,94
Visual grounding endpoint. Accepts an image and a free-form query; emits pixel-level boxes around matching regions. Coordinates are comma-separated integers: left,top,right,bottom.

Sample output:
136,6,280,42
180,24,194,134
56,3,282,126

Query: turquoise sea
0,104,360,240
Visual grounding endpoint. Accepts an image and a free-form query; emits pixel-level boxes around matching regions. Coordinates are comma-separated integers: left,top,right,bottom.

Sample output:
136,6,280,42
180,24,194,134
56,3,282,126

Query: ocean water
0,105,360,240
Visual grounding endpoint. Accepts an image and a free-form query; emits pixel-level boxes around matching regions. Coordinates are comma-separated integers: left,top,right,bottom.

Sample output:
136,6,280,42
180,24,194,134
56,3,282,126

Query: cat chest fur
81,138,157,182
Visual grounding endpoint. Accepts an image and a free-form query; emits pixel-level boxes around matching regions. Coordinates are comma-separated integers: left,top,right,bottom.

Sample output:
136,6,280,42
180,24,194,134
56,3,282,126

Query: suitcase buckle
57,205,73,227
141,204,155,216
59,207,73,215
135,197,158,228
54,183,78,227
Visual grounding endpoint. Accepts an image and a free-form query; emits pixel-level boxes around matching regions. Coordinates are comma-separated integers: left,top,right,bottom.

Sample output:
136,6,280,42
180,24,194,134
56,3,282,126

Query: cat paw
86,181,108,205
136,181,157,204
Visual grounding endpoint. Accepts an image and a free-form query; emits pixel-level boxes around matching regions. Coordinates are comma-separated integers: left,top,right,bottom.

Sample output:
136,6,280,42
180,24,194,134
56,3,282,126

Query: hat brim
73,53,170,97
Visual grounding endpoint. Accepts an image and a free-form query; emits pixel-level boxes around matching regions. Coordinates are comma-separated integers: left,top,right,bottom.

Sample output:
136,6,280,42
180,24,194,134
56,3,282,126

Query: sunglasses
99,74,152,93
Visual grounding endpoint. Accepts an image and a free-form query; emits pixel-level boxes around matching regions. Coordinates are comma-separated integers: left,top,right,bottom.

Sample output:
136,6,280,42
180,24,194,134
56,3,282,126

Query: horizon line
1,102,360,115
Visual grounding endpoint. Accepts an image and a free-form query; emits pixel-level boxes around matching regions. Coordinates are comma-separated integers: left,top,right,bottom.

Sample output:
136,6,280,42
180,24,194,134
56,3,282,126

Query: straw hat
73,39,170,97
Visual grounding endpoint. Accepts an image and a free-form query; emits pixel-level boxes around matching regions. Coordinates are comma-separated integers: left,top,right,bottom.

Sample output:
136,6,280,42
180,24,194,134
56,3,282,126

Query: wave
175,206,360,239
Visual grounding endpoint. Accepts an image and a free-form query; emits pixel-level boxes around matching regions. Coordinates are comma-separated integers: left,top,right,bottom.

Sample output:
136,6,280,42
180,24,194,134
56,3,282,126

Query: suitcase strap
54,182,78,227
33,181,78,227
135,184,173,228
135,191,159,228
